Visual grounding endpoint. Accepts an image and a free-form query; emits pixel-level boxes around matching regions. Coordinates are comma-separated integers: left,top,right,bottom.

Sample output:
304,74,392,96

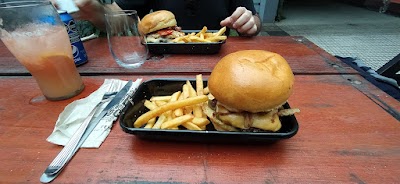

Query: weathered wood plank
0,36,356,76
0,75,398,183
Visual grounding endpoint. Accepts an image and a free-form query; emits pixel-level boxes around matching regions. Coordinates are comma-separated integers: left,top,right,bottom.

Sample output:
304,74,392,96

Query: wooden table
1,37,356,75
1,37,399,183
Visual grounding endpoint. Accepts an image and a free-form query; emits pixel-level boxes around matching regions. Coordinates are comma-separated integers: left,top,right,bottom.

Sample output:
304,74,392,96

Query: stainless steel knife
40,80,134,183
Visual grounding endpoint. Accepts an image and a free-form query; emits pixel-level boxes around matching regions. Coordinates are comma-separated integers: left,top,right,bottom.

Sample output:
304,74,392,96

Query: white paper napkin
47,78,142,148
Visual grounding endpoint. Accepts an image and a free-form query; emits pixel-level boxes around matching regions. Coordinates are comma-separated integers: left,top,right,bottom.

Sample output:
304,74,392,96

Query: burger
204,50,300,132
138,10,185,43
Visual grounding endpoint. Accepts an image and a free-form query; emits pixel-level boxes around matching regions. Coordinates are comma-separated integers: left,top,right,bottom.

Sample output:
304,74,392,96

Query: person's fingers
74,0,89,8
174,26,182,31
74,0,83,6
236,16,255,34
220,17,233,28
237,16,254,32
49,0,57,6
229,7,247,24
50,0,62,9
221,7,257,35
220,7,247,29
71,0,96,19
232,9,252,29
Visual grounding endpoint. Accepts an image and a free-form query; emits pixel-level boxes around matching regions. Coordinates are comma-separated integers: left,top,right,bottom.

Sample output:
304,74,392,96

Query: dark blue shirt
114,0,257,31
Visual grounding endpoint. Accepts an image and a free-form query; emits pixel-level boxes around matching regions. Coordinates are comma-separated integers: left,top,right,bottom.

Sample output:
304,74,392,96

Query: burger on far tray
138,10,185,43
204,50,300,132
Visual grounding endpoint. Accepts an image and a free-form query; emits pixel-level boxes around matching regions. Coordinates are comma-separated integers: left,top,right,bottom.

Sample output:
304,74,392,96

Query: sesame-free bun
208,50,295,113
138,10,177,35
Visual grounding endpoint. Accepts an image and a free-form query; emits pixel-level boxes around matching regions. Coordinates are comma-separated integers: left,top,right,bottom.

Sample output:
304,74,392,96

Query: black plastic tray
144,30,226,54
119,79,299,144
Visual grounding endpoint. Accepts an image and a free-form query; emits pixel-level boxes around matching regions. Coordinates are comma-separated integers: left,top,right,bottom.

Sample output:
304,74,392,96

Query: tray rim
145,40,226,45
119,78,299,141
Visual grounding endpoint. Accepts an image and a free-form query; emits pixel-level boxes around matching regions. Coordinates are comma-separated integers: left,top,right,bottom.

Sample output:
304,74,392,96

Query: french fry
185,80,202,117
182,122,202,131
196,26,207,36
184,106,193,115
203,33,214,38
186,80,197,97
185,80,203,117
167,91,182,119
182,36,191,42
174,94,184,117
196,74,204,96
206,36,227,42
189,36,211,43
143,100,158,128
182,83,194,114
182,84,190,99
207,93,215,100
185,81,196,113
152,114,167,129
144,100,158,110
214,26,226,36
174,109,184,117
155,100,167,107
144,118,156,128
170,91,181,102
161,114,194,129
164,109,174,120
134,95,208,128
150,96,171,102
172,37,184,43
192,117,210,127
193,106,203,118
168,127,180,130
203,86,209,95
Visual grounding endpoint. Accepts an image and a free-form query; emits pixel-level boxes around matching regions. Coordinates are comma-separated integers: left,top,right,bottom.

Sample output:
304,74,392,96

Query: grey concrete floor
262,0,400,71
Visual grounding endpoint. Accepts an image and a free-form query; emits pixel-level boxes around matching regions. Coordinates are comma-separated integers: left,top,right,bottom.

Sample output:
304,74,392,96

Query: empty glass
0,0,84,101
105,10,148,69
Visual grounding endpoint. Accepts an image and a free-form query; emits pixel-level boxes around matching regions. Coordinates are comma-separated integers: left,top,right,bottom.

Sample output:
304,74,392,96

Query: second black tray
144,30,226,54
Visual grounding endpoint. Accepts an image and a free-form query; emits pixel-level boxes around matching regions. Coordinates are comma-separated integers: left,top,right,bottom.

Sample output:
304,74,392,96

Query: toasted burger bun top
208,50,295,113
138,10,177,35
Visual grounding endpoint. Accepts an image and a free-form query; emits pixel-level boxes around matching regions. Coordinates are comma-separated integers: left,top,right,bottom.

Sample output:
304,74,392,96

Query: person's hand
70,0,101,20
50,0,101,20
220,7,258,36
49,0,58,8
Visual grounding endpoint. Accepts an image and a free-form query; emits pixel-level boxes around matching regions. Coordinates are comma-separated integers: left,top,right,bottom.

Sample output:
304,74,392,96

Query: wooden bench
380,0,400,12
377,53,400,85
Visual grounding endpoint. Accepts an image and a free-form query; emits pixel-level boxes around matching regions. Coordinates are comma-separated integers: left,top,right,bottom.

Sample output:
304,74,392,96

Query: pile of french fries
133,74,211,131
172,26,227,43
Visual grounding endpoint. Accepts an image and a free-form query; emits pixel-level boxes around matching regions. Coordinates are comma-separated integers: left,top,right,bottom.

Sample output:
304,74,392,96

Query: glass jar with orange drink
0,0,84,101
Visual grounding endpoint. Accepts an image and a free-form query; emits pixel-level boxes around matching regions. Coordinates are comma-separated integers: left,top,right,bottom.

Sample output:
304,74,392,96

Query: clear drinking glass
0,0,84,101
105,10,148,69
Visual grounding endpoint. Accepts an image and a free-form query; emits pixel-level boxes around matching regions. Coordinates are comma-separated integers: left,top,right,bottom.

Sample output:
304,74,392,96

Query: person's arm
51,0,123,30
220,7,262,37
72,0,122,31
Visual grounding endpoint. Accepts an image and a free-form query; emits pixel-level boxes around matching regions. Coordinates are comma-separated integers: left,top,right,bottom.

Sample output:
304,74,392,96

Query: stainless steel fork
43,80,119,176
